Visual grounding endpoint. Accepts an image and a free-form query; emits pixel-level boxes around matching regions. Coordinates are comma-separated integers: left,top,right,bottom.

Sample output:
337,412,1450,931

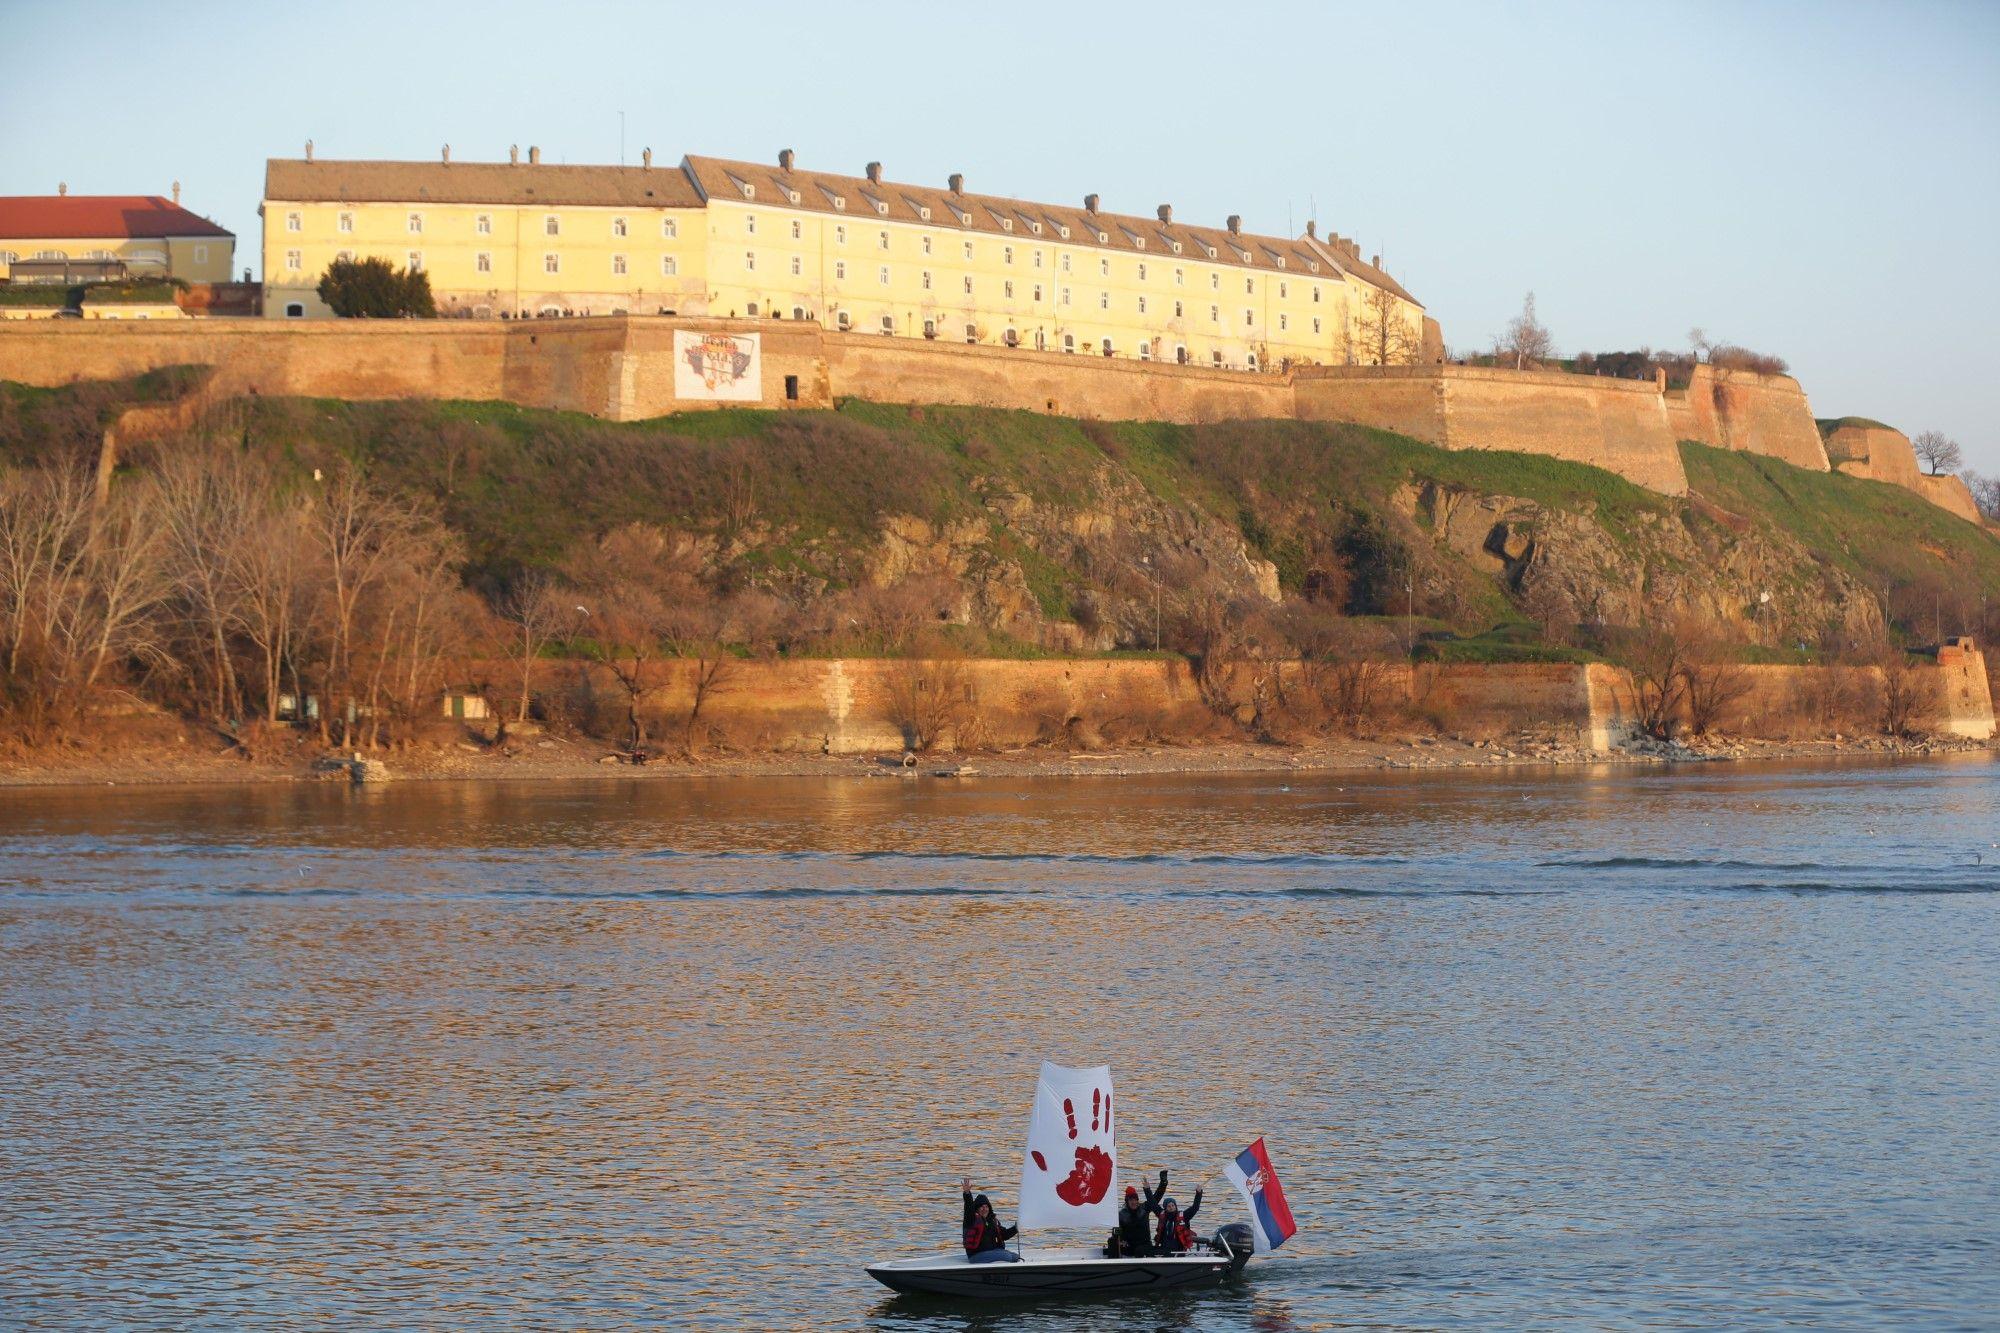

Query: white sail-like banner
1018,1061,1118,1229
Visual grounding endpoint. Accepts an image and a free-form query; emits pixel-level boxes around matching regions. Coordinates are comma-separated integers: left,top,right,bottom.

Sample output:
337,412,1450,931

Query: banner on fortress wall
674,330,761,401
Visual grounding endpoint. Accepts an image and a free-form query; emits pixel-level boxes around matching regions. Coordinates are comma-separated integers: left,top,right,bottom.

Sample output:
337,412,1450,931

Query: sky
4,0,1997,470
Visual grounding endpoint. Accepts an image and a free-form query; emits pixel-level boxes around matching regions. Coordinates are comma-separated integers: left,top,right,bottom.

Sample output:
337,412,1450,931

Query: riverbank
3,721,1990,789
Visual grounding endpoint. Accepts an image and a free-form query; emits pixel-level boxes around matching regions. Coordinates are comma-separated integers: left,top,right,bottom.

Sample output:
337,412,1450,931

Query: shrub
317,256,436,318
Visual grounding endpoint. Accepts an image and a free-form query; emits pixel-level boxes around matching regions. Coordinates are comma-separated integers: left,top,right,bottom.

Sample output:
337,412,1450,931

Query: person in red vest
960,1177,1021,1263
1155,1188,1203,1254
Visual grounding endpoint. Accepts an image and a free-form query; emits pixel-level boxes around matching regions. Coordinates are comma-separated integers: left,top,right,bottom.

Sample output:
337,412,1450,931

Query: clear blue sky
6,0,1996,469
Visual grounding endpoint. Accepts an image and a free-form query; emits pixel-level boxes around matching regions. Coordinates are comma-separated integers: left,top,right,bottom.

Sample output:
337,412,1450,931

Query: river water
2,757,1996,1330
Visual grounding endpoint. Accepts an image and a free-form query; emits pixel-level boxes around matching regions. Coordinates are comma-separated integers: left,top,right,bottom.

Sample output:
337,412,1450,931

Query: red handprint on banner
1030,1082,1115,1206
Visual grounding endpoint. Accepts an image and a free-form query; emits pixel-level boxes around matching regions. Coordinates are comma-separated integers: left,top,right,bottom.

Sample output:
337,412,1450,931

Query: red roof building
0,193,236,285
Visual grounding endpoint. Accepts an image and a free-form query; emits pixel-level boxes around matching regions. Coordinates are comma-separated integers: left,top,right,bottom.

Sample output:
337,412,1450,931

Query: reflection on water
2,756,1996,1328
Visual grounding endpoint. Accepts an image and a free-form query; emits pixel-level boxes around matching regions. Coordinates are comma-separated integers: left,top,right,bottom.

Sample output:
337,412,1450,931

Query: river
2,756,1996,1329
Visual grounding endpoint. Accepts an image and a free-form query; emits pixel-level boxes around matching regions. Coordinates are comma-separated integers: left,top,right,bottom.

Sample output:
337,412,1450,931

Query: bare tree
1355,285,1423,366
887,640,980,752
1873,641,1940,738
1911,430,1963,476
233,491,314,723
1962,470,2000,521
1501,291,1554,370
1618,620,1691,741
497,569,564,727
1679,625,1752,737
154,446,262,721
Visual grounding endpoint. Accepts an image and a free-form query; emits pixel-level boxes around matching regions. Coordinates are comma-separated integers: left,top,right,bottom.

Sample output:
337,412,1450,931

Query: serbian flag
1222,1138,1297,1251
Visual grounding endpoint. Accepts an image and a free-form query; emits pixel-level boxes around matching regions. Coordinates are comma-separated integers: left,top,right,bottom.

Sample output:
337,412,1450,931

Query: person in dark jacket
1155,1188,1203,1255
961,1177,1021,1263
1106,1169,1170,1256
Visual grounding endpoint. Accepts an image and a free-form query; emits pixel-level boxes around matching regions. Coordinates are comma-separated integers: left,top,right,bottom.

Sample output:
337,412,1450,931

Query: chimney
441,143,451,163
948,172,964,194
172,180,181,205
58,181,68,196
1157,204,1172,224
1084,193,1100,213
642,147,653,169
866,161,882,184
1227,214,1242,235
528,145,541,165
304,139,314,162
1305,220,1316,239
509,144,520,165
778,147,795,171
1371,253,1380,269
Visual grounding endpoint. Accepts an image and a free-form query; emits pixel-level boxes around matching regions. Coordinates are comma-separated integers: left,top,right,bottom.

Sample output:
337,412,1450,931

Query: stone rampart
1823,421,1983,525
0,316,1964,516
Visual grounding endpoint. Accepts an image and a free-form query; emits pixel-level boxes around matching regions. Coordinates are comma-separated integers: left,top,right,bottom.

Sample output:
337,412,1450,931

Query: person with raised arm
960,1177,1021,1263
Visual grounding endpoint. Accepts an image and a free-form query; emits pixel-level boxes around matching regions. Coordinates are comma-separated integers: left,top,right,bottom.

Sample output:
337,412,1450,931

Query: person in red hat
1104,1169,1169,1256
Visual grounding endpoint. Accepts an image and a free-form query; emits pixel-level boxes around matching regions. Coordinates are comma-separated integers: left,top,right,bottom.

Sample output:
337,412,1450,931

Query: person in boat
1105,1169,1170,1256
960,1177,1021,1263
1155,1188,1203,1255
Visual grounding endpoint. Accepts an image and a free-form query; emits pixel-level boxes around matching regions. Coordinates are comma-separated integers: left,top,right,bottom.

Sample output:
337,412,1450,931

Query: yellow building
0,184,235,285
260,146,1426,368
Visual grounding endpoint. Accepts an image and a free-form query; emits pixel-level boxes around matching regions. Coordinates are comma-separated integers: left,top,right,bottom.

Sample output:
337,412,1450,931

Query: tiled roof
681,155,1420,305
0,195,233,240
264,158,704,209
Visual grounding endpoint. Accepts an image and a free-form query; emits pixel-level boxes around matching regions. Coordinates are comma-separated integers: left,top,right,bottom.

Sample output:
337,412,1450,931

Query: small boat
865,1061,1268,1299
867,1228,1251,1298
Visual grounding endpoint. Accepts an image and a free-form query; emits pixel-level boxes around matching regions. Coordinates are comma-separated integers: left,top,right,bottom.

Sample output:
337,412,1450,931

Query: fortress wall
1414,663,1602,744
824,334,1294,423
1670,366,1830,470
1298,365,1689,495
1823,423,1985,526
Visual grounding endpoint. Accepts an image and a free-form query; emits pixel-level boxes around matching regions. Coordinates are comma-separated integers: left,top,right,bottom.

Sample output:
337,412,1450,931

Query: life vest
1157,1215,1196,1253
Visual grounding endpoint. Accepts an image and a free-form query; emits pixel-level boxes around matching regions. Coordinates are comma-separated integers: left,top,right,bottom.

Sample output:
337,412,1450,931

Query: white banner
673,330,761,401
1018,1061,1118,1230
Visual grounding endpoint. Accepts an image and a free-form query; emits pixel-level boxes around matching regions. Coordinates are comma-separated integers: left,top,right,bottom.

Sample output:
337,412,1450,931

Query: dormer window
919,206,931,221
613,216,628,237
786,189,801,204
1135,237,1146,250
741,183,756,200
1057,225,1070,239
1307,260,1319,273
1276,257,1287,270
1000,218,1013,231
1204,245,1217,259
874,199,888,216
1170,241,1182,254
1029,220,1042,235
1094,230,1108,244
833,195,846,210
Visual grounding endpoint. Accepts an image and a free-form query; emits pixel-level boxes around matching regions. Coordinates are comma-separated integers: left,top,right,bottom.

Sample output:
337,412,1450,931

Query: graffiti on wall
674,330,761,401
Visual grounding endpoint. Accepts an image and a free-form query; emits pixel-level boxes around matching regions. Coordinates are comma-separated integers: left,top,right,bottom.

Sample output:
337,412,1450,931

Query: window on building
879,231,889,250
1138,342,1151,361
1032,284,1043,301
1245,309,1254,326
835,260,846,279
662,255,678,276
336,249,354,263
923,317,936,337
836,225,846,244
285,249,302,271
1279,281,1288,299
879,265,890,285
338,212,354,233
1138,296,1147,314
746,214,757,235
837,310,851,329
1245,277,1254,294
790,256,802,276
1033,249,1043,268
1004,327,1019,346
1247,352,1259,370
921,270,932,290
1061,287,1071,305
1137,263,1147,280
285,302,304,318
1175,344,1187,364
545,215,560,236
963,241,974,261
408,250,423,271
1173,300,1183,317
476,213,491,235
1278,313,1288,331
1174,267,1184,285
1061,253,1071,273
1212,349,1223,367
1101,338,1114,357
286,211,301,232
193,245,208,264
545,253,560,273
477,251,492,273
1004,246,1014,265
613,217,628,237
881,314,894,334
1210,305,1219,322
662,218,678,239
745,251,757,271
404,212,422,235
1312,317,1321,334
1099,258,1109,277
965,323,978,343
1063,333,1075,353
964,276,974,295
790,220,802,240
612,254,628,275
1004,280,1014,298
921,235,932,256
1210,272,1219,290
1099,292,1109,310
793,306,806,321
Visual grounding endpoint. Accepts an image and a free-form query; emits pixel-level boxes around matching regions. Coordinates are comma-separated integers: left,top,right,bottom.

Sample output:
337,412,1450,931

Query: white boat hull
866,1247,1236,1298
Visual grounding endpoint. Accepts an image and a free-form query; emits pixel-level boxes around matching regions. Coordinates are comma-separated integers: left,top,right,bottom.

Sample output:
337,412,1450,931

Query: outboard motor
1211,1222,1255,1271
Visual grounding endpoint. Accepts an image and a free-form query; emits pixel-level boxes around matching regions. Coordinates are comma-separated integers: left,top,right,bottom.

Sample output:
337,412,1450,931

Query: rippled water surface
3,756,1997,1329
